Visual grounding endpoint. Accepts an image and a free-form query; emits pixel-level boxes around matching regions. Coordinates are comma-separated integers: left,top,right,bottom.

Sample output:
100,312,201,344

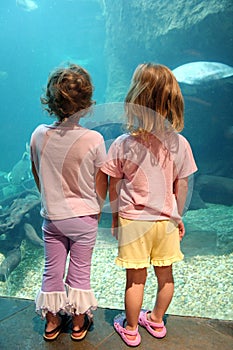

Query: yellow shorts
116,217,184,269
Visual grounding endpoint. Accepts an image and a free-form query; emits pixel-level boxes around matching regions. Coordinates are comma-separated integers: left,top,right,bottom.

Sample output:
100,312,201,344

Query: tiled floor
0,296,232,349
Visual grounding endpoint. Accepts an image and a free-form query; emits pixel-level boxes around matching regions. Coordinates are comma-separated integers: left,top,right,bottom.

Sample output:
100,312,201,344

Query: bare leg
72,311,92,340
45,312,61,334
72,313,85,331
150,265,174,327
124,268,147,339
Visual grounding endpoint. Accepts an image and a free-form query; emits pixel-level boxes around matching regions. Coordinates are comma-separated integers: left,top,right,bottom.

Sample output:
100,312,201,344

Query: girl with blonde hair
101,63,197,347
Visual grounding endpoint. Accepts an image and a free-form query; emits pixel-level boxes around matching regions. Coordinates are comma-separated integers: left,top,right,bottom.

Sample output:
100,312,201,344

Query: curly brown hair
125,63,184,134
41,64,94,121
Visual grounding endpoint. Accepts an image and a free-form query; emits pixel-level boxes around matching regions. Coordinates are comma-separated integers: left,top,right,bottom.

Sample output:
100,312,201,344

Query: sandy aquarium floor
0,203,232,320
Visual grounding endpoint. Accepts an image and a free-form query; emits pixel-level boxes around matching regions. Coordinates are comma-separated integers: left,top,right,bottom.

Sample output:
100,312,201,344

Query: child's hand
178,221,185,241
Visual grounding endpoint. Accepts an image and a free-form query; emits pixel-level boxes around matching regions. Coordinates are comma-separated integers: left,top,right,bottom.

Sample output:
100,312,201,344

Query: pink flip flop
114,313,141,347
138,310,167,338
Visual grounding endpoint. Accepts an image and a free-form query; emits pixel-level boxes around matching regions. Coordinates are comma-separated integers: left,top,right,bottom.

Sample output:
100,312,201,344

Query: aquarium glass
0,0,232,320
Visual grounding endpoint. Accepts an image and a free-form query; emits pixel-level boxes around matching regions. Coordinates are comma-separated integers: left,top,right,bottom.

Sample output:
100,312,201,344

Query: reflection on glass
0,0,232,321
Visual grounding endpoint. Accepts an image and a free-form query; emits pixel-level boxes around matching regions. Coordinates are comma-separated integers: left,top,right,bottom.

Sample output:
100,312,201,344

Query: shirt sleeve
176,135,198,179
94,135,107,168
101,138,124,178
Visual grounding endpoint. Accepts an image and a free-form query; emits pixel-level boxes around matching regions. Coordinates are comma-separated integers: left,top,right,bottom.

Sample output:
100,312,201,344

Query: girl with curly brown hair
30,64,108,341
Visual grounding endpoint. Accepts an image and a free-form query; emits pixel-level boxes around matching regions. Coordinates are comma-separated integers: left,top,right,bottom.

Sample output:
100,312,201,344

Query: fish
185,96,211,107
0,171,9,186
8,143,32,185
61,57,91,68
24,223,44,247
16,0,38,12
0,248,21,282
172,61,233,85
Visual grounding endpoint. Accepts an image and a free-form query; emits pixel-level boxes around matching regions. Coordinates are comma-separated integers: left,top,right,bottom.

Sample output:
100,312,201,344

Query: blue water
0,0,232,319
0,0,106,170
0,1,232,174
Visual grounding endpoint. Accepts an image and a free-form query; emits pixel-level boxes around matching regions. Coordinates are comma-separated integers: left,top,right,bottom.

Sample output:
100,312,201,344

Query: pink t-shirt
30,123,106,220
101,132,197,222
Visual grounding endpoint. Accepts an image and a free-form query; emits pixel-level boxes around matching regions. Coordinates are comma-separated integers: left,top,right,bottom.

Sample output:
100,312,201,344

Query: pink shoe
114,313,141,347
138,310,167,338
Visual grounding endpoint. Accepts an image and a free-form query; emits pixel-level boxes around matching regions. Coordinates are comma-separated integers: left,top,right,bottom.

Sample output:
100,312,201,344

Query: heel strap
145,311,164,328
114,318,138,336
147,319,164,328
72,314,91,334
44,323,62,336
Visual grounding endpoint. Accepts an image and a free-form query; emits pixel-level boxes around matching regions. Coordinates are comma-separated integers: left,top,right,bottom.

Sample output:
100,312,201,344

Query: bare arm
31,161,40,192
174,177,189,240
96,169,108,219
174,177,189,216
109,176,122,239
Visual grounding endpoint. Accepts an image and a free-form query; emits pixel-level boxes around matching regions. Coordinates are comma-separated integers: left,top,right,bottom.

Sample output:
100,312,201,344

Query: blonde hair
41,64,94,121
125,63,184,136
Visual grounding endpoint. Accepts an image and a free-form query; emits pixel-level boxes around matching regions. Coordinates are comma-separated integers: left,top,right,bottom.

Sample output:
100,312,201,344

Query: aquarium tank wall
0,0,232,320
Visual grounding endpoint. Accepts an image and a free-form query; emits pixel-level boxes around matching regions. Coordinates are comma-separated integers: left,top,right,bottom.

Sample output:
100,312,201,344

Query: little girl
30,64,108,341
101,63,197,347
